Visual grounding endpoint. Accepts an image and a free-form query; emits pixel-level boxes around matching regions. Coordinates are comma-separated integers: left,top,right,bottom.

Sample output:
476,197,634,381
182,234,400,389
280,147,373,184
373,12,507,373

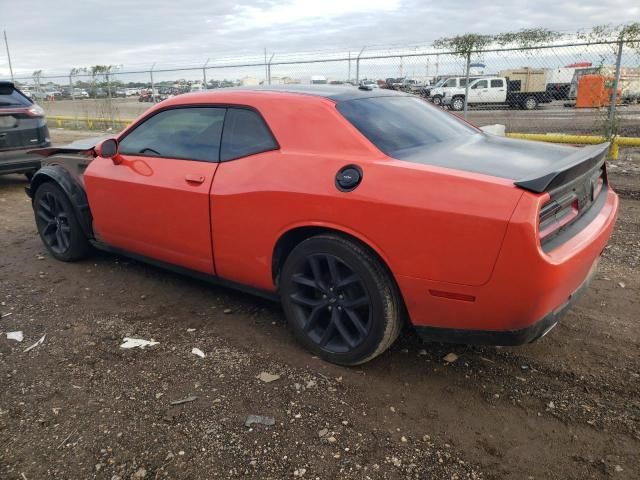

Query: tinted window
472,80,488,89
0,86,32,108
443,79,456,87
490,79,504,88
119,107,225,162
220,108,278,161
337,96,477,156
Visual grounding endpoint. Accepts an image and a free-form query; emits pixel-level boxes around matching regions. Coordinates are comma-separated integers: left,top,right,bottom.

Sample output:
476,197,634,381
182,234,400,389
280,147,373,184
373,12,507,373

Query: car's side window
220,108,278,162
490,79,504,88
119,107,226,162
472,80,488,89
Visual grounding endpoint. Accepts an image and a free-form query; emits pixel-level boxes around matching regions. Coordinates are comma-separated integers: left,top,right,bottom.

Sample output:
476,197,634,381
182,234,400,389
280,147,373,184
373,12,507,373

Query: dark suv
0,81,50,178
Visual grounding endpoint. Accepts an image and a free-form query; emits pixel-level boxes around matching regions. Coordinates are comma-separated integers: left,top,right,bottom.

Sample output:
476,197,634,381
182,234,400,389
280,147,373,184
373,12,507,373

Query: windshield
433,79,446,87
337,96,477,157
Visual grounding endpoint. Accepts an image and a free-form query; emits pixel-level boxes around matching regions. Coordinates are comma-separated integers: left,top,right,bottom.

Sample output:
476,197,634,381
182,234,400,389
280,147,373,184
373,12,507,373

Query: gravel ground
0,130,638,479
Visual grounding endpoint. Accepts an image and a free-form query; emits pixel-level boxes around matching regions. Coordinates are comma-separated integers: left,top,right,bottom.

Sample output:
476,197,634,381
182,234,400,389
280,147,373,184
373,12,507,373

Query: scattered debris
418,349,427,356
6,331,23,342
318,428,328,437
170,396,197,406
293,467,307,477
548,401,555,409
120,338,159,349
443,353,459,363
326,436,337,443
191,347,206,358
257,371,280,383
223,308,232,314
1,312,13,318
618,281,626,288
131,467,147,479
245,415,275,427
23,334,46,353
186,328,196,332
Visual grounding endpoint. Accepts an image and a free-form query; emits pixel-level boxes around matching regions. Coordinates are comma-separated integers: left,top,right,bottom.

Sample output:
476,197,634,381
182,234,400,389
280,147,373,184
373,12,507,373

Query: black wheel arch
272,226,407,314
28,165,94,239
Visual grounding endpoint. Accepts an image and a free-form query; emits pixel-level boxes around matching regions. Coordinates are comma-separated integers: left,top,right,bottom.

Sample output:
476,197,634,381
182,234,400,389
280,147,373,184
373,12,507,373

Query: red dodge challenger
27,86,619,365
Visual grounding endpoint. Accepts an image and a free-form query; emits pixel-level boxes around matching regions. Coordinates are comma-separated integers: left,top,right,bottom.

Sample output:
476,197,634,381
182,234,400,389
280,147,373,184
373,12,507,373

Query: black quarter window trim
117,103,280,164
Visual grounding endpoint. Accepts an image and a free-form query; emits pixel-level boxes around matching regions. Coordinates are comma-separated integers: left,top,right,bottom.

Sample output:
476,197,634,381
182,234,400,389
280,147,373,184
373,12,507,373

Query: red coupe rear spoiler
514,142,609,193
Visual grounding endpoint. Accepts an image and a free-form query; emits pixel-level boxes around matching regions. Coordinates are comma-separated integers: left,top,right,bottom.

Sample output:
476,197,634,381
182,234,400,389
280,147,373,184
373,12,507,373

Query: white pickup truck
426,76,481,106
442,70,552,111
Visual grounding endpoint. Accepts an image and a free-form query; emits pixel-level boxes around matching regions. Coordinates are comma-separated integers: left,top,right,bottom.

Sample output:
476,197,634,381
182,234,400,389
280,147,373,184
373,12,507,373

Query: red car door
84,107,226,274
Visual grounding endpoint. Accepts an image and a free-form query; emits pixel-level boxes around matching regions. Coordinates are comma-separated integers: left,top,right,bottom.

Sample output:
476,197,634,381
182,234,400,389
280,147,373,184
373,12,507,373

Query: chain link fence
5,37,640,145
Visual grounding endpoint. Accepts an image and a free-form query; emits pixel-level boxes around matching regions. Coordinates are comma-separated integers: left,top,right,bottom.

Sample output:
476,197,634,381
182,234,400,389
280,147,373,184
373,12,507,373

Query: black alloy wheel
34,182,91,261
289,253,371,353
280,235,403,365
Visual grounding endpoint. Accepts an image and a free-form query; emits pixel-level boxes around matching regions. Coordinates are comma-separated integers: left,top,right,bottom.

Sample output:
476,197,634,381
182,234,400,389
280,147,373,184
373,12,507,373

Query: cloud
0,0,636,79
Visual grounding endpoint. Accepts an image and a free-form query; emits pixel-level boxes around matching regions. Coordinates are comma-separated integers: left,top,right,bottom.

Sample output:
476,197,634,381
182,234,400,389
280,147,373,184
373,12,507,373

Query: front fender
27,165,94,238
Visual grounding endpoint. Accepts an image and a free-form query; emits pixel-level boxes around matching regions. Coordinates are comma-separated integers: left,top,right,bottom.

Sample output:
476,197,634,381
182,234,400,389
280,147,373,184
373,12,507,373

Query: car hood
393,133,609,193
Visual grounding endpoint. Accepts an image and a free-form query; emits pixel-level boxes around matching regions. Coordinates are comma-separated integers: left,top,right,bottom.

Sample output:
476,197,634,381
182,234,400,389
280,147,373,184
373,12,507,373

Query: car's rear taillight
26,104,45,117
538,192,579,241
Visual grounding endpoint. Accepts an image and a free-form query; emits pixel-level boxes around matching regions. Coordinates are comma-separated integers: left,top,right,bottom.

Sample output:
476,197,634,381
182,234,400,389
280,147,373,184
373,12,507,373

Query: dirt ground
0,130,639,480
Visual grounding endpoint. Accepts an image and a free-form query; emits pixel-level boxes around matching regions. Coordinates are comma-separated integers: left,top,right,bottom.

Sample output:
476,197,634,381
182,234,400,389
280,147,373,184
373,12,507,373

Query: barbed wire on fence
3,25,639,141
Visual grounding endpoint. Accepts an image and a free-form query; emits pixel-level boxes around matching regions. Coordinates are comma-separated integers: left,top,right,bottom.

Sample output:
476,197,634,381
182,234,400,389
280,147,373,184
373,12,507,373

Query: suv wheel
432,95,442,106
34,182,91,261
280,235,403,365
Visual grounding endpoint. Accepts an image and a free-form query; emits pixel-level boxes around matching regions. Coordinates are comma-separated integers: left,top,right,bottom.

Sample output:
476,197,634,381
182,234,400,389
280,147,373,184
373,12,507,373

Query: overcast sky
1,0,637,78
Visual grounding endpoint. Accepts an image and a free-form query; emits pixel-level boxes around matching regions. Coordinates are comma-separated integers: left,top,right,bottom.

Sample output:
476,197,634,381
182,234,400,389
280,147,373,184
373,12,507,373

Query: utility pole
347,51,351,83
264,48,268,84
355,47,365,84
267,53,274,85
3,30,14,82
203,58,210,89
463,52,471,119
607,39,624,139
150,63,156,103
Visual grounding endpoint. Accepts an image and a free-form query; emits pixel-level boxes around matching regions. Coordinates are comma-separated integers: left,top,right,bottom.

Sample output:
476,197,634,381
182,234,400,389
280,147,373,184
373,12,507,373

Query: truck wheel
280,234,403,366
451,96,465,111
431,95,442,106
523,96,538,110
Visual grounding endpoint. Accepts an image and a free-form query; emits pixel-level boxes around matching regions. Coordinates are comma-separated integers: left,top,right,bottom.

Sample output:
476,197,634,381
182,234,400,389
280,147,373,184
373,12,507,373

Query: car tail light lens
27,104,45,117
538,192,579,241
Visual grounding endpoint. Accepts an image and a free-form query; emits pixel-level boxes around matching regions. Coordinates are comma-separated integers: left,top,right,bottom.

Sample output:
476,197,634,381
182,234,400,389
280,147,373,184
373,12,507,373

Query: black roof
232,84,409,102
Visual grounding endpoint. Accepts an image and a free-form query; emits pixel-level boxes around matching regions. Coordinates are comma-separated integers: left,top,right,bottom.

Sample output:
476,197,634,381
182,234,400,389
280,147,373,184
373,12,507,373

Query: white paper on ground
191,347,206,358
120,337,159,349
6,331,23,342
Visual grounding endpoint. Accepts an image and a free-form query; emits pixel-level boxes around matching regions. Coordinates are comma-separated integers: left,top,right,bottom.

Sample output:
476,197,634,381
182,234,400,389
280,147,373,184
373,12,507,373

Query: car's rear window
336,96,477,157
0,85,32,108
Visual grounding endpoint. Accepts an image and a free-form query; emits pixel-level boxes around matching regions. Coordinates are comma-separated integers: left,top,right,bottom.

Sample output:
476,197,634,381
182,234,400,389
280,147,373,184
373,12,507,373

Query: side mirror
96,138,119,163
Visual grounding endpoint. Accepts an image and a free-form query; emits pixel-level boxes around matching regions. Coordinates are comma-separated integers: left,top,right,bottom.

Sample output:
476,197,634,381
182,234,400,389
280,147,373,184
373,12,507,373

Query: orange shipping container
575,74,620,108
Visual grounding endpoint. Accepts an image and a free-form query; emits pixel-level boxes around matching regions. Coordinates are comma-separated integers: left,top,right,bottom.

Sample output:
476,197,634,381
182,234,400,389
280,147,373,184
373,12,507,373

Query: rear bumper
414,257,598,346
0,148,45,175
397,187,619,342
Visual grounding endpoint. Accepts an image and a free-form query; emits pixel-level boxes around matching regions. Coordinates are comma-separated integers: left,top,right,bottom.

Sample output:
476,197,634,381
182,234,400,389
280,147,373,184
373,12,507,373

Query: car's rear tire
280,234,403,365
33,182,91,262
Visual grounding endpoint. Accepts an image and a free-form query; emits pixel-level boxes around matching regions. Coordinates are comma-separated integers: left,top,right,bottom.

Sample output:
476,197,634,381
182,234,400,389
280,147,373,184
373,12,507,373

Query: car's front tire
33,182,91,262
280,234,403,365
